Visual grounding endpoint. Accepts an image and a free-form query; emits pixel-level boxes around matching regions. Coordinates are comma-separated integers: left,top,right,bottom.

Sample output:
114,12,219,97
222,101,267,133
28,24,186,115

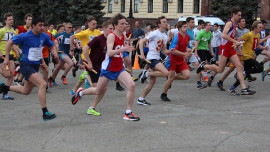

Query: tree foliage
0,0,105,26
209,0,258,28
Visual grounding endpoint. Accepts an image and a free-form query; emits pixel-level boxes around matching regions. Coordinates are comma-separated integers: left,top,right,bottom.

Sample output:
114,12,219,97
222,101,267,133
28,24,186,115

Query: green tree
209,0,258,28
67,0,105,26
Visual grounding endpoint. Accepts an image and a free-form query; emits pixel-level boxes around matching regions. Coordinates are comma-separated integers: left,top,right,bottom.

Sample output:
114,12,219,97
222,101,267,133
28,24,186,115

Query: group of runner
0,6,269,122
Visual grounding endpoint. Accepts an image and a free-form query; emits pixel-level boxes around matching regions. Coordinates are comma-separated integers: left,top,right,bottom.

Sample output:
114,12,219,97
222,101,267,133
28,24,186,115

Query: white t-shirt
170,28,179,36
193,28,201,39
211,30,222,47
266,38,270,51
146,29,167,60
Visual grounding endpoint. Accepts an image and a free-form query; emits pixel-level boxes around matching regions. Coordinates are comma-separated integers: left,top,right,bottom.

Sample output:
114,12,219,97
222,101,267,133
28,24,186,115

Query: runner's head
43,22,49,32
24,13,33,26
231,6,241,21
102,20,113,36
32,17,45,35
197,19,205,30
4,13,13,27
204,22,212,32
87,16,97,31
238,18,246,29
56,24,65,33
49,24,54,31
65,22,73,33
251,21,263,33
213,23,219,31
177,21,188,33
111,13,127,33
156,15,167,30
186,17,195,29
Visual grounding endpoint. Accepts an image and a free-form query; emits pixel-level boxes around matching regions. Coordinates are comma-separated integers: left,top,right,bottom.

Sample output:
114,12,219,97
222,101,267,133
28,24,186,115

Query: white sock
203,72,207,77
126,110,132,114
145,71,149,77
138,97,144,100
79,91,83,97
89,107,94,109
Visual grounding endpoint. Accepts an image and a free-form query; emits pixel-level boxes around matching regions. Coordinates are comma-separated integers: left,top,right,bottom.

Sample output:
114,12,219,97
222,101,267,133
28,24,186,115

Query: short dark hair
24,13,33,20
186,17,194,23
32,17,45,25
111,13,126,27
56,24,64,31
231,6,241,15
198,20,205,25
156,15,166,27
177,21,187,29
87,16,96,23
4,13,13,20
102,19,112,28
261,20,267,24
204,22,211,26
214,23,219,26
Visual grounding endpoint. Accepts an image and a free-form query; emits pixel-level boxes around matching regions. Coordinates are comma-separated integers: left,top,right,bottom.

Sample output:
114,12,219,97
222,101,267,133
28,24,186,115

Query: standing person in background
211,23,222,62
131,20,145,66
193,20,205,39
16,13,33,34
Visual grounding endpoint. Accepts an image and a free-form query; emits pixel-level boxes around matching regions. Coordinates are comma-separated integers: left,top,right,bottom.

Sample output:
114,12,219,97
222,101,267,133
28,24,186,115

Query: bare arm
70,35,76,51
222,22,240,45
83,45,93,70
138,38,149,60
107,33,133,57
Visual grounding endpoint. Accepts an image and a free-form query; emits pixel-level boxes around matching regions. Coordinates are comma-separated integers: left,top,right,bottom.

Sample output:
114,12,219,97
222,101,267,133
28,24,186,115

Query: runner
71,14,140,121
196,6,256,95
162,21,191,101
0,17,59,121
48,22,74,86
228,21,266,95
0,13,16,100
137,16,171,105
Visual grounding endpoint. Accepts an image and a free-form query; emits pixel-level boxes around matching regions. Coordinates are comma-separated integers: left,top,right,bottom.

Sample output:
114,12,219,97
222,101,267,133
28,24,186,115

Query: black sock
116,82,120,87
197,81,201,85
260,62,264,66
219,80,223,84
42,107,48,115
161,93,167,96
210,76,214,80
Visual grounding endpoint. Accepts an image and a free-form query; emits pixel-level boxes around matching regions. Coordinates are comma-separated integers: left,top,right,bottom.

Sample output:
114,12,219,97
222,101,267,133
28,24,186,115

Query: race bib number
4,32,14,41
64,38,70,44
28,47,43,61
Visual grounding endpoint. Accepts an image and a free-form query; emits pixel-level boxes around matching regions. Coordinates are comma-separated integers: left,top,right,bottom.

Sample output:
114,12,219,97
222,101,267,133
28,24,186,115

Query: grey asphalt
0,62,270,152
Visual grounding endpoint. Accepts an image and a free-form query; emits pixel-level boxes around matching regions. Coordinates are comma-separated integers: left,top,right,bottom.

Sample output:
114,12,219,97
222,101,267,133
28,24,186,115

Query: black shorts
19,61,40,80
255,49,263,56
197,50,212,62
89,70,100,83
44,57,49,66
0,54,14,64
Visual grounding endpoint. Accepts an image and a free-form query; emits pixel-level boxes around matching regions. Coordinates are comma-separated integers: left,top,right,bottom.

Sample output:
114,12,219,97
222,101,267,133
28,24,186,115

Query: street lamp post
128,0,134,18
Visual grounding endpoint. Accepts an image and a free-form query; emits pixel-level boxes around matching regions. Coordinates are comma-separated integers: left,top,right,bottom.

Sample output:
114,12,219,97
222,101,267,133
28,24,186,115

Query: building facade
102,0,201,19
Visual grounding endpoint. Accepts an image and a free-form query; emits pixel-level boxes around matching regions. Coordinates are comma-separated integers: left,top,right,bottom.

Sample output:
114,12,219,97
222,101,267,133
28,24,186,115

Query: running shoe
61,75,67,85
140,71,148,83
71,88,83,105
2,94,14,100
69,90,75,96
228,88,239,96
87,108,101,116
241,88,256,95
123,112,140,121
52,81,57,86
116,84,125,91
137,98,151,105
48,77,53,87
245,76,257,82
132,76,138,81
216,81,225,91
262,70,266,81
85,79,90,88
203,76,209,82
207,78,212,87
160,93,171,101
197,83,207,89
196,61,205,74
43,111,56,121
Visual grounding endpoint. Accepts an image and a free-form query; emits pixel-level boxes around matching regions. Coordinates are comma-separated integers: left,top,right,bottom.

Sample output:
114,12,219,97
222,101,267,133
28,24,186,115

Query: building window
163,0,168,13
148,0,153,13
194,0,200,14
121,0,125,12
134,0,139,13
108,0,113,13
178,0,183,13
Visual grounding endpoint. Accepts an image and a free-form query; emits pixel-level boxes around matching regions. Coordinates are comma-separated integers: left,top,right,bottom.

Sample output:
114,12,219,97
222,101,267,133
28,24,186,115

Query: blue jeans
213,47,219,61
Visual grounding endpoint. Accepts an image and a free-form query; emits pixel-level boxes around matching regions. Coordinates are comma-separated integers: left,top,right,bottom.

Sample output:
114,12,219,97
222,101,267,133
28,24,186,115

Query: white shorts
189,53,200,63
